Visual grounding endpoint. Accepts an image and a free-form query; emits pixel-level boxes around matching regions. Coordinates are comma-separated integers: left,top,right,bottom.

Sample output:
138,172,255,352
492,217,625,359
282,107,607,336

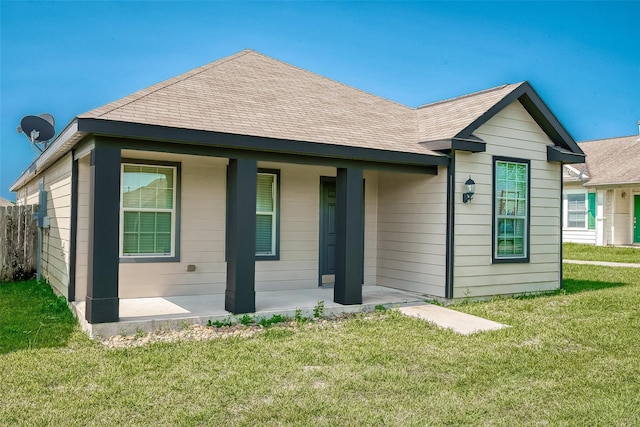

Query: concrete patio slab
73,285,425,339
399,304,509,335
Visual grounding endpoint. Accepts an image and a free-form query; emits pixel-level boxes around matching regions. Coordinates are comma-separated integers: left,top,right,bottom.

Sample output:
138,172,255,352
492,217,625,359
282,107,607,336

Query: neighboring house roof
565,135,640,186
0,196,14,207
11,49,583,191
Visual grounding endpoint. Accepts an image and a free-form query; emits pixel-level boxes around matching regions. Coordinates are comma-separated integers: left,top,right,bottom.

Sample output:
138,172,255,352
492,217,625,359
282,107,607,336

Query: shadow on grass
561,279,627,295
0,280,78,355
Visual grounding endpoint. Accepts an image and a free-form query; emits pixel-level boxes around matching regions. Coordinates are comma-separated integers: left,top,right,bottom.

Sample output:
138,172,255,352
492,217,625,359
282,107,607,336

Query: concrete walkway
563,259,640,268
399,304,509,335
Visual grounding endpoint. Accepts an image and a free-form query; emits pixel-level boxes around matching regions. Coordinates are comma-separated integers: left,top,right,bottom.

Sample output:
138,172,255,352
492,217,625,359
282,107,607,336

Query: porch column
225,158,257,313
86,140,120,323
335,167,364,305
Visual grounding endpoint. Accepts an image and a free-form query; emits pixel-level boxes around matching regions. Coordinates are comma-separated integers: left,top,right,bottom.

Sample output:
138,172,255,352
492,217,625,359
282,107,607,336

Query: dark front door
634,195,640,244
320,178,337,283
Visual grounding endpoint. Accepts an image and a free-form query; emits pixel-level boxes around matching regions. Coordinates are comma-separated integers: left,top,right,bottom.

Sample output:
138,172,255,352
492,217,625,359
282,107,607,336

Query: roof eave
454,82,584,157
78,118,450,168
10,119,85,192
420,135,486,153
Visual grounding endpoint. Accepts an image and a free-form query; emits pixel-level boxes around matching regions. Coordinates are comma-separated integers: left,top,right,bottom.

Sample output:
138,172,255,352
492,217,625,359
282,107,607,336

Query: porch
73,285,426,339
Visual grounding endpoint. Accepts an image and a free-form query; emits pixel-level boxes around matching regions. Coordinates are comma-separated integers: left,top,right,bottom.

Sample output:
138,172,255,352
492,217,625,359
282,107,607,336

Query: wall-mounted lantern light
463,176,475,203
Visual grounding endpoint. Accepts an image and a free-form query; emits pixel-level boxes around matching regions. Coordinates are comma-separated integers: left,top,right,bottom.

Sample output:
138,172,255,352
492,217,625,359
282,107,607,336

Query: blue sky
1,1,638,200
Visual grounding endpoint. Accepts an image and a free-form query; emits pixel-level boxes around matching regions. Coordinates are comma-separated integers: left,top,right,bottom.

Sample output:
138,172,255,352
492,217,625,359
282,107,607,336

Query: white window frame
564,190,588,229
119,162,178,260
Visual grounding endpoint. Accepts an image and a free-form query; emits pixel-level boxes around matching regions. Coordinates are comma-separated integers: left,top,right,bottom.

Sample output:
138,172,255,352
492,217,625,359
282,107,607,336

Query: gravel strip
101,317,353,349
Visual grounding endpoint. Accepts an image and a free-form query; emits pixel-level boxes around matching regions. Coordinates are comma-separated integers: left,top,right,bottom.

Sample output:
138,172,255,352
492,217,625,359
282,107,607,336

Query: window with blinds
256,171,279,257
121,163,177,258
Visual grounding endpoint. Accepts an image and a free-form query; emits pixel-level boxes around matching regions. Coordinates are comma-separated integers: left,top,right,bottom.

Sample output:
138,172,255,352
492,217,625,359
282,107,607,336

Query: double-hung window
256,170,279,258
564,192,596,229
566,193,586,228
120,162,179,261
494,157,530,262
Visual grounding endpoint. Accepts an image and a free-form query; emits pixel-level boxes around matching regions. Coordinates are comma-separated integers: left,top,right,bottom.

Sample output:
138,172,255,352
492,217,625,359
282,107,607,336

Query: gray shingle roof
79,50,534,156
80,50,431,155
567,135,640,186
416,83,524,142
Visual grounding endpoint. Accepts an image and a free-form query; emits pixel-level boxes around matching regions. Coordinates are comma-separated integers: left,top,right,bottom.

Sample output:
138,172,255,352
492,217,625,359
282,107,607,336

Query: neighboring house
563,131,640,246
10,50,584,326
0,196,14,207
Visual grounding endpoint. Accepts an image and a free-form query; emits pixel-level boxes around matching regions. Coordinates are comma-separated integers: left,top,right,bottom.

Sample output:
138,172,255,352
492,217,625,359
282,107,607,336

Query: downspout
68,154,78,301
559,166,563,288
445,151,455,299
35,180,45,280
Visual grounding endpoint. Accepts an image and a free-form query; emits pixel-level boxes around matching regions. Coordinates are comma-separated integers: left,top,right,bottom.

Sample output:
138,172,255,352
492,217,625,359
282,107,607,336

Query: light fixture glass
463,176,475,203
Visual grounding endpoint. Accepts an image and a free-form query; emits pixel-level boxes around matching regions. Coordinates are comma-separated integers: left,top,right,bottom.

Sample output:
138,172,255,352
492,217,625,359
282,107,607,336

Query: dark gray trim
119,158,181,263
68,155,78,302
225,158,257,314
559,166,564,289
492,156,531,264
547,145,586,163
422,136,486,153
78,118,449,168
255,168,280,261
86,139,120,323
445,153,455,299
455,82,583,156
104,136,442,175
334,167,364,305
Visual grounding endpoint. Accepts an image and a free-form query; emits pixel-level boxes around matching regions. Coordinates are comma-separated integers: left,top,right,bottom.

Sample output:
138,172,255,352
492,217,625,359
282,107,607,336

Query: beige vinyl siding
605,186,638,245
118,155,379,297
376,169,447,297
16,153,73,297
119,151,227,298
74,155,90,301
453,100,561,298
254,163,378,291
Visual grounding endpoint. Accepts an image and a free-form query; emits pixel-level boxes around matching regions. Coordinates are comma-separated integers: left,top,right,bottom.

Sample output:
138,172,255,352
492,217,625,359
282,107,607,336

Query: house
563,129,640,246
10,50,584,328
0,196,14,207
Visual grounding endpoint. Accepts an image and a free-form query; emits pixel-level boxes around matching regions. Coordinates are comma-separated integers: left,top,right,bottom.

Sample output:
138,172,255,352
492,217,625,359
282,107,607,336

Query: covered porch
73,285,426,339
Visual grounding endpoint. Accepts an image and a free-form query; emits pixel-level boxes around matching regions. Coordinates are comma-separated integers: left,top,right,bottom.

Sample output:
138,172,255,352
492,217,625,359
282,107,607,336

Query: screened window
567,193,586,228
121,163,177,258
256,172,278,257
494,158,529,262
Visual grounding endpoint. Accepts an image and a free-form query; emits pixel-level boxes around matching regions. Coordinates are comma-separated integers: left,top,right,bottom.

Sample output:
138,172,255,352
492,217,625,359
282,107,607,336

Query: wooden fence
0,205,38,282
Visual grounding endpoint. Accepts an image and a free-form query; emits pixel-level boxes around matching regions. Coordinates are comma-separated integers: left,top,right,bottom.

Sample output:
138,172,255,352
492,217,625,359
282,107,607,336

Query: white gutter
10,119,81,192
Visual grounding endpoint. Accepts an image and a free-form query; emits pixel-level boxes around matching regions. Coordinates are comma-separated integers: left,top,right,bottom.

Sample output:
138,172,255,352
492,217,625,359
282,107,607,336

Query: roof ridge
81,49,255,118
416,82,523,110
249,50,413,111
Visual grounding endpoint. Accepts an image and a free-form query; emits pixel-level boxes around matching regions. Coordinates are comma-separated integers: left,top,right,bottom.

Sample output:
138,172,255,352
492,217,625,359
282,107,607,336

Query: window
256,171,279,258
494,158,529,262
564,192,596,230
567,193,586,228
120,162,179,261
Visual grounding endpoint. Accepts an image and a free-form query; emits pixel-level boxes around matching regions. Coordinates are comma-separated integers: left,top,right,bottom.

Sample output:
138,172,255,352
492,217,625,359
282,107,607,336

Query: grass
564,242,640,263
0,279,79,354
1,265,640,425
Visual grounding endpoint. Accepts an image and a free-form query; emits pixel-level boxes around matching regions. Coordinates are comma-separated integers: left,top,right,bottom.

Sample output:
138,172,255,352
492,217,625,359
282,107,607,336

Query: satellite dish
18,113,55,152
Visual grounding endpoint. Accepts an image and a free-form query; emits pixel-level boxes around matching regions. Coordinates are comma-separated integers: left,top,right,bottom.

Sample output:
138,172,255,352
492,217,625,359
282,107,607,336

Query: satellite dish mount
18,113,56,153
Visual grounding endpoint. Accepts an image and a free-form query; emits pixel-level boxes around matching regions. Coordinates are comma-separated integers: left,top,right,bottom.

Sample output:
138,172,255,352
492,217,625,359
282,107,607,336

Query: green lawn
564,242,640,263
2,266,640,426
